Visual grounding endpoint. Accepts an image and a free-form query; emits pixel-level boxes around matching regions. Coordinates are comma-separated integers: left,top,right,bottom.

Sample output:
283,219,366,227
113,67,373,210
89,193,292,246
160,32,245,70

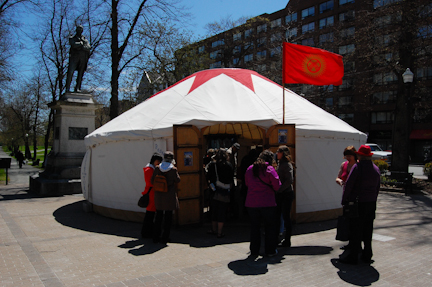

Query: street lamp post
391,68,414,172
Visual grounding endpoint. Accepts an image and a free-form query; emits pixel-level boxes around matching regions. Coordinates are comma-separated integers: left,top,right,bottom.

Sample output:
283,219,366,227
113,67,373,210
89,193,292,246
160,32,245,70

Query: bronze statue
65,25,91,93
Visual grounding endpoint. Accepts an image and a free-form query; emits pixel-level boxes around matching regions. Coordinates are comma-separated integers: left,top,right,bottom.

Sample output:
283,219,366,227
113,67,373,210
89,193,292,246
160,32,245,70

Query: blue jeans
248,206,278,255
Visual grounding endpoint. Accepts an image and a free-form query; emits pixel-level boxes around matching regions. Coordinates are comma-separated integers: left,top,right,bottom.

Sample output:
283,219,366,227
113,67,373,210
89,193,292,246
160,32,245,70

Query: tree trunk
43,110,54,168
391,1,415,172
110,0,119,120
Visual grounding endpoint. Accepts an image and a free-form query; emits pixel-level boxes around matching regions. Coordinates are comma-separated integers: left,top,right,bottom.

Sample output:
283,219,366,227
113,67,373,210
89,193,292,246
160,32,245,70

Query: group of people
139,145,295,257
141,151,180,244
335,145,381,265
203,145,295,256
138,143,380,262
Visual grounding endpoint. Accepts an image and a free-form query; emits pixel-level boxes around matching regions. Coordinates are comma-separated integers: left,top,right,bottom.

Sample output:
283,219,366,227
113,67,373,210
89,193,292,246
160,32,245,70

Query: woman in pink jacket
245,150,281,257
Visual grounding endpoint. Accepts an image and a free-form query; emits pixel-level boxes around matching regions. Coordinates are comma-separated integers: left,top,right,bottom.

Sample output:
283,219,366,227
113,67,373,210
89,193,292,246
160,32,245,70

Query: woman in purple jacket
245,150,281,257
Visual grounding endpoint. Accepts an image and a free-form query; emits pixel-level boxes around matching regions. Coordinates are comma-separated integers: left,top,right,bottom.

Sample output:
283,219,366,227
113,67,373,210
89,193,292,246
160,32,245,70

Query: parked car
366,143,392,166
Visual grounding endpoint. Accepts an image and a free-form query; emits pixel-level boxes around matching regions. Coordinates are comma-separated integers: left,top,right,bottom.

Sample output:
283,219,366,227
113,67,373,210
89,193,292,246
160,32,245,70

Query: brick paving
1,149,432,286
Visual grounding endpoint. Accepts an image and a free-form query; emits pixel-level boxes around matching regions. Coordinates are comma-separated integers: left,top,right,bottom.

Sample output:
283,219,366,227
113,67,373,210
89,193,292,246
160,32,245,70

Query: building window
302,22,315,34
198,46,205,54
302,38,314,46
257,24,267,33
211,39,224,48
270,47,281,57
271,18,282,29
233,58,240,65
338,96,352,107
210,61,222,69
339,10,355,22
257,50,267,60
339,44,355,55
257,64,266,72
418,25,432,38
344,61,355,72
339,113,354,124
245,29,253,38
340,27,355,38
320,0,334,13
374,15,392,27
373,0,401,9
286,12,297,23
417,67,432,79
319,32,334,44
319,16,334,29
371,91,396,104
271,32,282,43
326,98,333,106
244,54,253,62
339,79,353,90
371,112,394,124
375,34,391,46
257,37,266,47
286,28,297,39
233,32,242,42
302,6,315,19
373,72,397,85
244,42,254,50
210,50,222,59
340,0,354,5
374,52,399,63
323,85,334,92
233,45,241,55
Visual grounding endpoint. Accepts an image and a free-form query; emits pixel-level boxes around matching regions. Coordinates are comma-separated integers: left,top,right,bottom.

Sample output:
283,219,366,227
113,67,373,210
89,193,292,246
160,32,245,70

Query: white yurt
81,68,366,224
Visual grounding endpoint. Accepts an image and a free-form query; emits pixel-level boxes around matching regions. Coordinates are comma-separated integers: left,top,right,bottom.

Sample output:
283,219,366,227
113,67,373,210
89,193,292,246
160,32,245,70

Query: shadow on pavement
54,200,340,253
283,245,333,256
118,239,167,255
228,253,285,276
331,258,380,286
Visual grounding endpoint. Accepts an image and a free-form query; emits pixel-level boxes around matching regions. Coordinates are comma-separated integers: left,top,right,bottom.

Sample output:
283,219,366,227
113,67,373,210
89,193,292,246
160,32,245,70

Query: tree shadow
331,258,380,286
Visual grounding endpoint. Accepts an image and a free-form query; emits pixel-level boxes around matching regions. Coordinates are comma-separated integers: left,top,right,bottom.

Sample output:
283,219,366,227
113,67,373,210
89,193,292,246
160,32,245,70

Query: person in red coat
141,153,163,238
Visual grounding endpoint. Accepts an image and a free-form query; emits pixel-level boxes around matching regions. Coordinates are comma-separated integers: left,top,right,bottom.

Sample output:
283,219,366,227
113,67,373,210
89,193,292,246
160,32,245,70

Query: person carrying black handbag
339,145,381,265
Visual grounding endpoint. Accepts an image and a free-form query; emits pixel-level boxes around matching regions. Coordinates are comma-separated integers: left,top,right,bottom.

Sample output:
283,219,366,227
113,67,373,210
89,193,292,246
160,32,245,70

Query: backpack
153,174,168,192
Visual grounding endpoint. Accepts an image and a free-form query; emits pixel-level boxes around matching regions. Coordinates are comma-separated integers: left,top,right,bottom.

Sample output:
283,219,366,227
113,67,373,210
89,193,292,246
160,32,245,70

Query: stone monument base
29,174,82,196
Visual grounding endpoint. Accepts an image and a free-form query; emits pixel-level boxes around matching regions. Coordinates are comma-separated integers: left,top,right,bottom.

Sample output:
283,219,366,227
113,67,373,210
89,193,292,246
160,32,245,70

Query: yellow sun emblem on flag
302,55,326,78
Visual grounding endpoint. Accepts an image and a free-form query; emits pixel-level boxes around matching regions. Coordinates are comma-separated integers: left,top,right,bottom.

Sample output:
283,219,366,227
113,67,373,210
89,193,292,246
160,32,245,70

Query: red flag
282,42,344,86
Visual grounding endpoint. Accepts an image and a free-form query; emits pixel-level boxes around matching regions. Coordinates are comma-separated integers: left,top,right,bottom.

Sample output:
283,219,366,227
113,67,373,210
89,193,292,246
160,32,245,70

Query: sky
11,0,290,81
183,0,289,37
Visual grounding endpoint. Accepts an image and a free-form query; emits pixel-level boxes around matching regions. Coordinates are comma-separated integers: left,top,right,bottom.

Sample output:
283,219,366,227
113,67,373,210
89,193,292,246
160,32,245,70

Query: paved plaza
1,150,432,286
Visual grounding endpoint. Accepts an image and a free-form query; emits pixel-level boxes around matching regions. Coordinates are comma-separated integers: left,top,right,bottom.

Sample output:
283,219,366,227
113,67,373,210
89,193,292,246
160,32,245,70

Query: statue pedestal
30,92,102,196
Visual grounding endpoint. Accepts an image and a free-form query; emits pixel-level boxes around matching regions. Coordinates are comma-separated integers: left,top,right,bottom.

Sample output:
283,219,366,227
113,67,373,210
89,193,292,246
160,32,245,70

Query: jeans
276,191,294,243
153,210,173,242
248,206,278,255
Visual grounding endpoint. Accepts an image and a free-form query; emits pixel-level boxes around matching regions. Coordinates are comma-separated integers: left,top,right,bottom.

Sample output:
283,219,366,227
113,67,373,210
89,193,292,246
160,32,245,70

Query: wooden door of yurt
266,124,296,221
173,125,203,225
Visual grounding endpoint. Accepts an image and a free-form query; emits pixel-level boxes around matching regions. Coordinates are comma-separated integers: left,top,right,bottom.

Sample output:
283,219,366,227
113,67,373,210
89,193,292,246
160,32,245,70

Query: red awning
410,130,432,140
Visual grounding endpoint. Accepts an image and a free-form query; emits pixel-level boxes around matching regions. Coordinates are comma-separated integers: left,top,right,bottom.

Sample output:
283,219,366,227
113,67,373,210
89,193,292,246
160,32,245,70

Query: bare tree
107,0,186,119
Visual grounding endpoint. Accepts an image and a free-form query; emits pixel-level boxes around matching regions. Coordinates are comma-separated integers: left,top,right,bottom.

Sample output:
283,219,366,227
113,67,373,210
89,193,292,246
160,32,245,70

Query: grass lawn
0,168,7,183
2,146,52,168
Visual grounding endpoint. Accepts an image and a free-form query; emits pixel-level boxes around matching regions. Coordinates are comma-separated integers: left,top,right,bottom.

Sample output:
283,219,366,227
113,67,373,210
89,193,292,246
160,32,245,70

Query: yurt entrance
172,123,296,226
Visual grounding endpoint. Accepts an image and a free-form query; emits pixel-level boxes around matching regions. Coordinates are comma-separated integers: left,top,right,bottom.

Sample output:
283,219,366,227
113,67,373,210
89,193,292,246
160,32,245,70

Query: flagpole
282,42,285,125
282,83,285,124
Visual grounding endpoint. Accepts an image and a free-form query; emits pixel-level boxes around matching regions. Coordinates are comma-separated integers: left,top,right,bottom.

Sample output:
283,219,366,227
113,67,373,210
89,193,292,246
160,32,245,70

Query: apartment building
182,0,432,163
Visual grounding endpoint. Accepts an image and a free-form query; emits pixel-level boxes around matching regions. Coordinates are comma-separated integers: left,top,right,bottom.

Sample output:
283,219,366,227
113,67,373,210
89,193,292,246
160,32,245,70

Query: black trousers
348,201,377,260
276,191,294,243
141,211,155,238
248,206,278,255
153,210,173,242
